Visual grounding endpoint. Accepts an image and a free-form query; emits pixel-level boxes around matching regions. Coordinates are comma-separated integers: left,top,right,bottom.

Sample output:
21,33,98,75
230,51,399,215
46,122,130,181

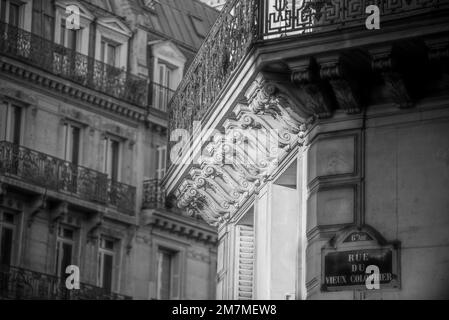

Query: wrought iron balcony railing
0,265,131,300
142,179,165,209
168,0,444,135
0,21,148,107
0,141,136,215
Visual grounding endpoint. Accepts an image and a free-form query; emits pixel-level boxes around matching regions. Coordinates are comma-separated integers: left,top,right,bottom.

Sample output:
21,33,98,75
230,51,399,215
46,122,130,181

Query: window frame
0,0,26,27
3,100,24,145
0,210,16,267
103,135,122,182
97,236,116,292
54,1,93,55
151,240,185,300
95,17,132,70
100,37,120,68
156,247,181,300
55,225,76,280
63,122,83,165
155,145,167,180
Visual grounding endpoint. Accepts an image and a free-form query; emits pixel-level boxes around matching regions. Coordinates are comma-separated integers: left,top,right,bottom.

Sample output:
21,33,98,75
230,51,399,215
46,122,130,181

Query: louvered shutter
236,225,254,300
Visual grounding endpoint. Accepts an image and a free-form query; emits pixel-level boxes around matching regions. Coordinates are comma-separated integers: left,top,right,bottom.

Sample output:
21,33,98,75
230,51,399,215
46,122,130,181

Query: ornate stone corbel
125,226,137,255
49,201,68,233
370,47,413,108
27,194,47,227
290,60,334,118
318,55,362,114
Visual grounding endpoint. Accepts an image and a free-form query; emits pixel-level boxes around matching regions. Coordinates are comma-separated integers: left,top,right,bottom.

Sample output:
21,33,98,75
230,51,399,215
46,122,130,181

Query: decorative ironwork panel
0,265,131,300
168,0,259,135
261,0,443,38
142,179,165,209
108,179,136,216
0,22,148,107
0,141,136,215
167,0,442,146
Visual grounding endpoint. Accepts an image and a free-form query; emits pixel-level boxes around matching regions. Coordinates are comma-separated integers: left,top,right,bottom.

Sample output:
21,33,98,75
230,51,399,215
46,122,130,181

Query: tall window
155,145,167,180
98,237,115,292
55,226,74,280
0,211,15,267
101,38,119,67
155,62,175,111
156,248,180,300
4,102,22,145
63,123,81,165
0,0,22,27
103,137,120,181
60,19,79,51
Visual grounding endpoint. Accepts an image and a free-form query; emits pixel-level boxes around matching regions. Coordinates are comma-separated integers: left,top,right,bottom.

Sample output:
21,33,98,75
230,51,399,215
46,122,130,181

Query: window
0,212,15,267
155,62,175,111
101,38,119,67
33,0,55,40
63,123,81,165
103,137,120,181
155,145,167,180
4,102,22,145
98,237,115,292
0,0,23,27
60,18,80,51
156,249,180,300
55,226,74,280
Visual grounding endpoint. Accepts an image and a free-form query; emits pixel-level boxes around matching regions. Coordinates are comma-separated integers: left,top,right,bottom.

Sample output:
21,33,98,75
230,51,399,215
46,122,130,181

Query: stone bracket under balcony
175,73,310,226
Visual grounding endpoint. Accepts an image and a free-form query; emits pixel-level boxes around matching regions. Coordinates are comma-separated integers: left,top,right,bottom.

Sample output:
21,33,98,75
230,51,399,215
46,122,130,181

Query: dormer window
55,1,94,55
150,41,186,111
95,18,131,70
0,0,32,31
60,18,80,51
7,1,20,26
100,38,120,67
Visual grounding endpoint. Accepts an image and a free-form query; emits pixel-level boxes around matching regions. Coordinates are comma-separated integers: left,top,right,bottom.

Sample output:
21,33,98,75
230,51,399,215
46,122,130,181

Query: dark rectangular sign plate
323,249,395,290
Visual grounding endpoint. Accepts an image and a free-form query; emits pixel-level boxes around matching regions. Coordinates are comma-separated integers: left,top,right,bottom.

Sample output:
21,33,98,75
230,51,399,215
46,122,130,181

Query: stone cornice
0,57,147,123
144,209,218,245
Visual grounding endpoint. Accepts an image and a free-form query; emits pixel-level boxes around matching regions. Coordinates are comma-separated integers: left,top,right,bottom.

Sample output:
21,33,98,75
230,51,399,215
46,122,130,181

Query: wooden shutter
236,225,254,300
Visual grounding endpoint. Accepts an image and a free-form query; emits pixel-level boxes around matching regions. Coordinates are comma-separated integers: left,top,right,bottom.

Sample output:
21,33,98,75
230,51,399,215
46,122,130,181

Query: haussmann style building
0,0,220,300
163,0,449,300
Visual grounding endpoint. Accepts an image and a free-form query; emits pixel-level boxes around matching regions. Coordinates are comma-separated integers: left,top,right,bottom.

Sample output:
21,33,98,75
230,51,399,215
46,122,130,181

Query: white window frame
54,1,94,55
151,41,186,89
55,225,75,279
59,17,82,51
95,17,131,70
3,101,24,145
103,136,121,181
156,145,167,180
63,122,82,165
156,248,180,300
100,37,120,68
97,236,116,291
